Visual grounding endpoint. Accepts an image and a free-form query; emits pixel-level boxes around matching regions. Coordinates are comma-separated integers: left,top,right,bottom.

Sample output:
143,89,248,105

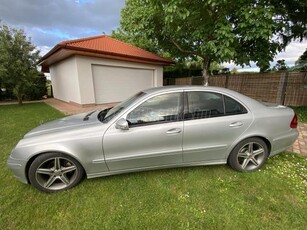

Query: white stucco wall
50,55,164,105
50,57,81,104
75,55,163,105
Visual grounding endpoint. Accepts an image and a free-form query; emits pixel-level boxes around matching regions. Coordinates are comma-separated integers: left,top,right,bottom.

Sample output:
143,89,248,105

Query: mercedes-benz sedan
8,86,298,192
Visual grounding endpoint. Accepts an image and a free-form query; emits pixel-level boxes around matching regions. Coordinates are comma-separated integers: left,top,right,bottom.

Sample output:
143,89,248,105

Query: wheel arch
25,151,87,184
227,135,271,172
228,135,272,161
256,136,271,155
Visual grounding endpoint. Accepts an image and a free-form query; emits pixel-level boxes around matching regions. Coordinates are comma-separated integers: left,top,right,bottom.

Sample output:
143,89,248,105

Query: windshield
98,91,146,123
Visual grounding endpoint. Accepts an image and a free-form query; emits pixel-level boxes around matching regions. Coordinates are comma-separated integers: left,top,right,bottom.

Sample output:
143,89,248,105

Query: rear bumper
270,129,299,156
7,156,29,184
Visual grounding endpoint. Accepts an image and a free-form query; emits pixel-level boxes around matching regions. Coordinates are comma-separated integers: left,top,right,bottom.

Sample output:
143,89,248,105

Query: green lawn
293,106,307,123
0,103,306,230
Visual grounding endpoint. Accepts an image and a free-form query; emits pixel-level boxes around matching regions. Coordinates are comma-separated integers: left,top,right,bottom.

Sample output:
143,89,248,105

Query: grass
292,106,307,123
0,103,306,229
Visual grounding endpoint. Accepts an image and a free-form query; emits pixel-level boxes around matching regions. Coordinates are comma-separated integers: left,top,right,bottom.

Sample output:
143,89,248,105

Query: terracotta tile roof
39,35,174,72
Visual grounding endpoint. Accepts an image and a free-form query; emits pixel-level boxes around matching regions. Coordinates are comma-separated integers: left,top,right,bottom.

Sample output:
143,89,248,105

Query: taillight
290,114,298,129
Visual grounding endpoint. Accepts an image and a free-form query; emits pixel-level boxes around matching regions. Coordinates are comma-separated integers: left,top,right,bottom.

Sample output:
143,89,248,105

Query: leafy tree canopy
290,48,307,71
272,0,307,46
114,0,306,84
0,23,40,104
273,59,288,71
295,48,307,66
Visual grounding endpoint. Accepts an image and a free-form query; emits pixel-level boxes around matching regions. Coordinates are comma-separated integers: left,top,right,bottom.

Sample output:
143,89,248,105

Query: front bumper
7,156,29,184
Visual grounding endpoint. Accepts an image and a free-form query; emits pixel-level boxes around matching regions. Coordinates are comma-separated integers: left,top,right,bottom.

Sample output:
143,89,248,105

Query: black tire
28,152,84,193
228,137,269,172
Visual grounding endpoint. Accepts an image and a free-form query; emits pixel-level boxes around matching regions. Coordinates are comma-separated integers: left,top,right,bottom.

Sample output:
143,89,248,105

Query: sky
0,0,306,72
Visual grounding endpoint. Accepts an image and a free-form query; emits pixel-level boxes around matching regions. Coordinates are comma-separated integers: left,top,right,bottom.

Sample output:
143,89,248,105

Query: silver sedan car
8,86,298,192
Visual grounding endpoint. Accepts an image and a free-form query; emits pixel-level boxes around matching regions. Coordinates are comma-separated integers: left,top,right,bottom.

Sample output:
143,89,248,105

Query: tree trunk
16,89,23,105
17,93,23,105
13,86,23,105
202,58,211,86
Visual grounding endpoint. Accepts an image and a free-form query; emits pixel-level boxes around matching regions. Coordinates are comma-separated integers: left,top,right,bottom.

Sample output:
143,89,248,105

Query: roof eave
64,45,174,64
39,45,174,71
38,44,65,66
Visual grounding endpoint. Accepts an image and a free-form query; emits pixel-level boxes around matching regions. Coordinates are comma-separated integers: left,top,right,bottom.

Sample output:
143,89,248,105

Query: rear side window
224,95,247,115
185,91,248,120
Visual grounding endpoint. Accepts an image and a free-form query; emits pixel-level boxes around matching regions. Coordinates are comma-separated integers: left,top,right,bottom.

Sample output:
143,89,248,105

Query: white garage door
92,65,154,104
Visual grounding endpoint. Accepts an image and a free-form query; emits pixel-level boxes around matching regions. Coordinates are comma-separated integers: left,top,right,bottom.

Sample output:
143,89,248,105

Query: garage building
39,35,173,106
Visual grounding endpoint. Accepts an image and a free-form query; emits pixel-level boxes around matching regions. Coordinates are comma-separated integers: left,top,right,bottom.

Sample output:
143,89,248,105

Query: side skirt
87,160,227,179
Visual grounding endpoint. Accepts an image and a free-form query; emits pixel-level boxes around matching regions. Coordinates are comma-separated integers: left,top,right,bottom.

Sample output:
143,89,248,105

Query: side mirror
115,118,129,130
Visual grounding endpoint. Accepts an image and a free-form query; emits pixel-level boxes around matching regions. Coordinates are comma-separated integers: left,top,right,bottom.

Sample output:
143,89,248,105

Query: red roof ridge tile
59,35,107,46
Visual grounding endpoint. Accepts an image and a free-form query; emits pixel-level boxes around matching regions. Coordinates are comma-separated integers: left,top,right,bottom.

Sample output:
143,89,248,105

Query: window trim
183,91,248,121
223,94,248,116
126,92,184,128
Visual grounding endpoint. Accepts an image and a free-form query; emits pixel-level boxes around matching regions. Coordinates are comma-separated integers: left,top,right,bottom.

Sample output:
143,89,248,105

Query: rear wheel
29,152,84,193
228,138,268,172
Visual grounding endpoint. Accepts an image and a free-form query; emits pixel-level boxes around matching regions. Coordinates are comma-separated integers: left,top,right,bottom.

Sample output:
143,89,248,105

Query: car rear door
182,91,253,163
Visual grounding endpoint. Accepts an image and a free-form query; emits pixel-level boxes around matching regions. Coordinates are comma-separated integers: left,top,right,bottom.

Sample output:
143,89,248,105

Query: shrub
24,75,47,100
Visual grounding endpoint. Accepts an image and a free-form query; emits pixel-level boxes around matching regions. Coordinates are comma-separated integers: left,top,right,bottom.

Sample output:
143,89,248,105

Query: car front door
103,92,184,171
182,91,253,163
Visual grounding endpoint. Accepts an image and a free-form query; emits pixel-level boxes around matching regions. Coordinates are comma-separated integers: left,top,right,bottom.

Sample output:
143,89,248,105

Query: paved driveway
44,98,117,115
288,123,307,156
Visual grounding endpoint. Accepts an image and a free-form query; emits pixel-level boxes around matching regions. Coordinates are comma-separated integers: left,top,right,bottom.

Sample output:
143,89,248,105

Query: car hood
24,111,100,138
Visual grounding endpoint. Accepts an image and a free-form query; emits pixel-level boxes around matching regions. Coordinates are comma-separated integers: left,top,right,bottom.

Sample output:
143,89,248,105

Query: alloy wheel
35,157,78,191
237,142,266,170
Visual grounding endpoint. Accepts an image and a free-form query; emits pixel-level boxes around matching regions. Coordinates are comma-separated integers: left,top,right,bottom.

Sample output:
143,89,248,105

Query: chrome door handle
229,122,243,127
166,128,182,134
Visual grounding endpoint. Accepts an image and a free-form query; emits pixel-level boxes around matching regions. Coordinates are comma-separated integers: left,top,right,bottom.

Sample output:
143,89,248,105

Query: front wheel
228,138,269,172
28,152,84,193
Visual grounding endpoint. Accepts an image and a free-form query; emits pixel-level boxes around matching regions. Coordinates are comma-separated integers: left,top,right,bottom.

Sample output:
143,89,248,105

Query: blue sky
0,0,305,71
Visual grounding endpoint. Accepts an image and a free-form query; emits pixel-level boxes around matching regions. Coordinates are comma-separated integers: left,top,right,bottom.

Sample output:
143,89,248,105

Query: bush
24,75,47,100
0,84,15,101
164,68,203,78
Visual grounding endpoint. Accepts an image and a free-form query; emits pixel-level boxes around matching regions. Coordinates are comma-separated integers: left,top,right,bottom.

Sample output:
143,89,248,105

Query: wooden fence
163,72,307,106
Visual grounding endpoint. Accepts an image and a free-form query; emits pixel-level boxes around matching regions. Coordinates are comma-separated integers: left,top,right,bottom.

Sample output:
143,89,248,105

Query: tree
112,28,160,54
273,59,288,71
116,0,306,85
291,48,307,71
231,68,239,75
209,62,225,75
24,72,47,100
295,49,307,66
0,23,40,104
271,0,307,46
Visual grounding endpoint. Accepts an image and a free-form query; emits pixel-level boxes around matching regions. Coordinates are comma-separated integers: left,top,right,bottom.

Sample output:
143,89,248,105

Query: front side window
127,92,182,126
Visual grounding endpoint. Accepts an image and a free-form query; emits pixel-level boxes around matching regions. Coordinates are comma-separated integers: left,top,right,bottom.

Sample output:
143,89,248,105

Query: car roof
143,85,246,99
142,85,264,110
